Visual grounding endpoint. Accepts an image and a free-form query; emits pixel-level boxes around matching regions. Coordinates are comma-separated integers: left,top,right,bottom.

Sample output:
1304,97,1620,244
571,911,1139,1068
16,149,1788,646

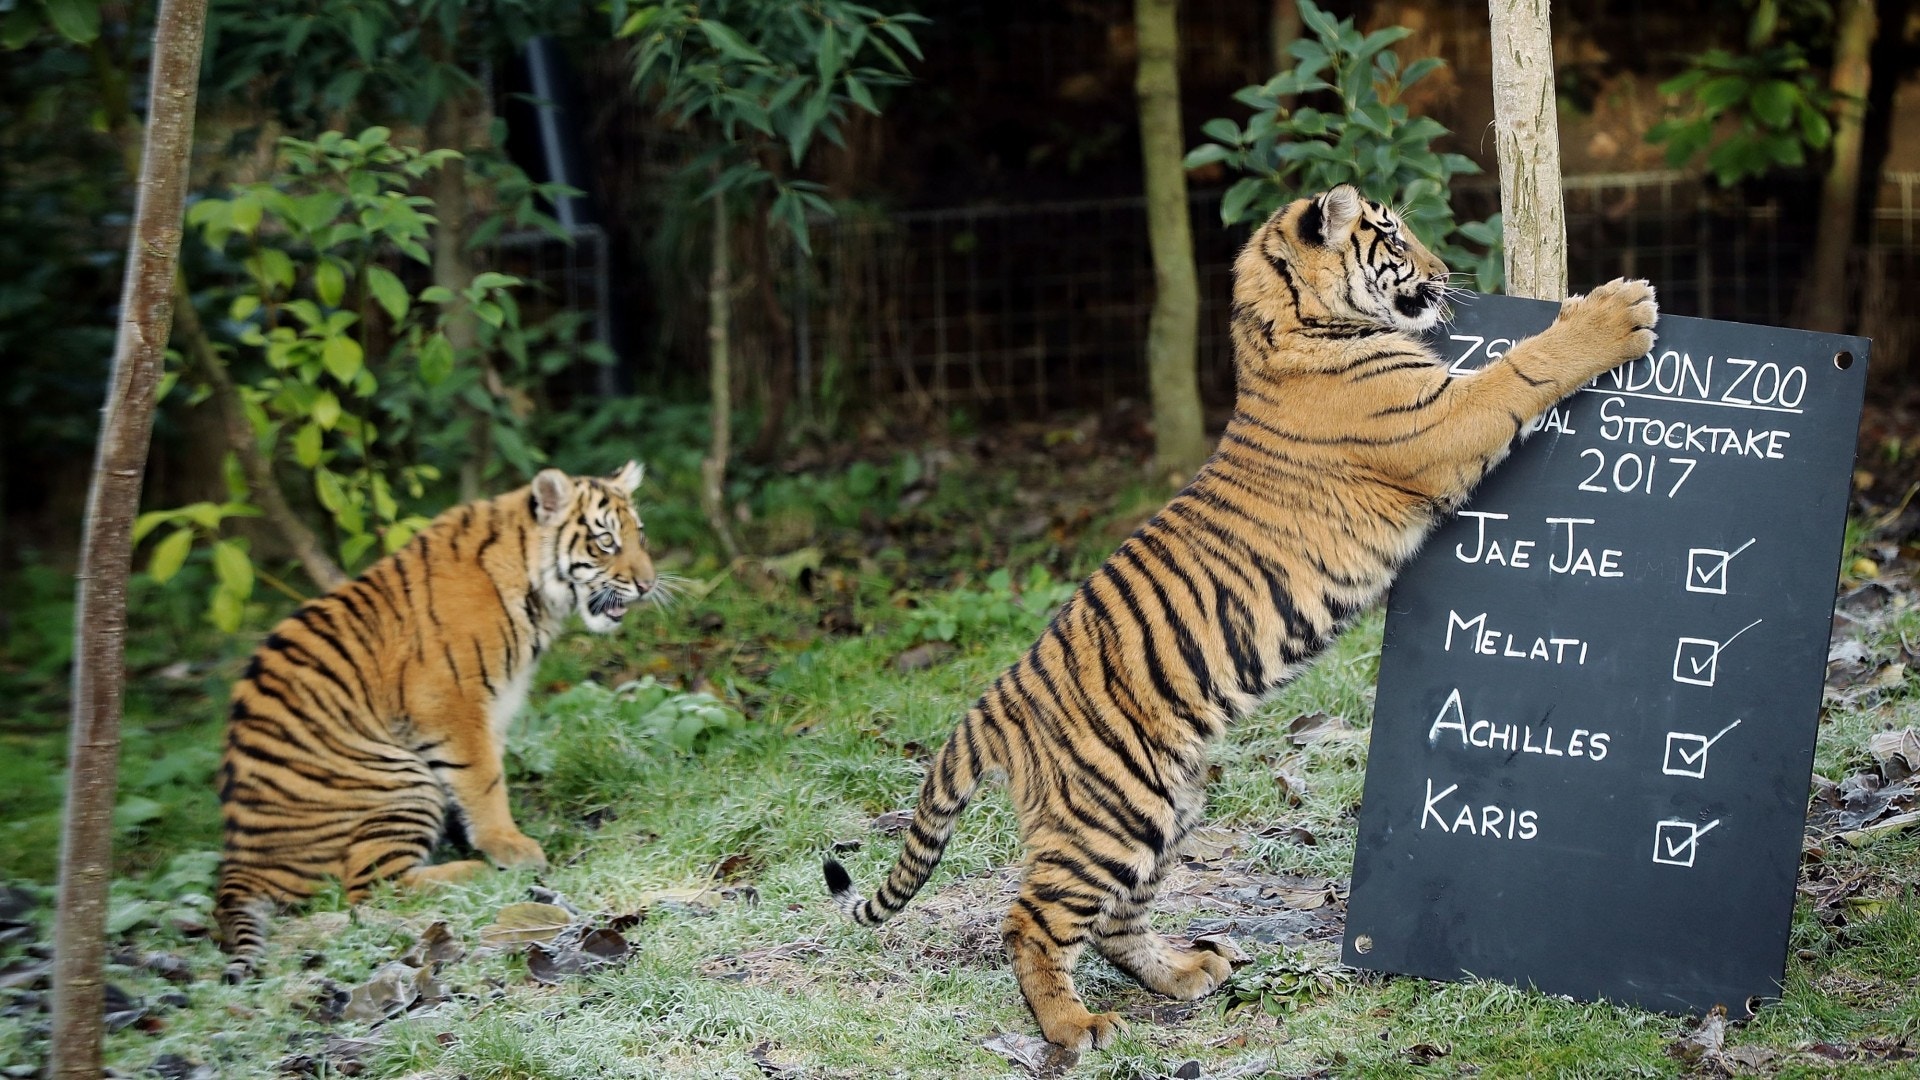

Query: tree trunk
1135,0,1211,485
702,193,741,558
428,94,494,502
1797,0,1877,334
1487,0,1568,301
747,206,795,462
1271,0,1302,80
51,2,207,1076
172,273,346,591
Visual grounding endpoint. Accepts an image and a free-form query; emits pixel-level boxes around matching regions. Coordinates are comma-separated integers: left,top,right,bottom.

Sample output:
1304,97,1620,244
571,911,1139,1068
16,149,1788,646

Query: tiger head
531,461,658,634
1246,184,1450,335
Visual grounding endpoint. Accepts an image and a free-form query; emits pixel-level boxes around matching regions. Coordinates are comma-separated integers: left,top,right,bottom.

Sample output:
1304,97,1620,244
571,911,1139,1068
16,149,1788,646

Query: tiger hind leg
1091,897,1232,1000
400,859,490,888
1003,855,1129,1051
341,808,445,901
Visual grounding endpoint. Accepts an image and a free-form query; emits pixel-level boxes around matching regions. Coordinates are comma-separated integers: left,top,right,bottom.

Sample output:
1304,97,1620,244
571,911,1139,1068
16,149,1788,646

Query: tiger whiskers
645,572,694,612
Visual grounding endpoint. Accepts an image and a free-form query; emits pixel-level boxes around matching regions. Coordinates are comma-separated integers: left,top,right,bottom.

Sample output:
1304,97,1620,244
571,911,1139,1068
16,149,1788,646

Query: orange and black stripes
823,185,1659,1050
216,464,657,981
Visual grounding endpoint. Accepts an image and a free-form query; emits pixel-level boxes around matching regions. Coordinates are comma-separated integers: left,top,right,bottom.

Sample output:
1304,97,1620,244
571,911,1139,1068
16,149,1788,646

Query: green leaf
1200,117,1242,145
315,260,346,308
695,19,770,64
312,390,341,430
229,294,261,322
211,539,254,598
155,370,179,404
292,422,323,468
1750,79,1797,129
1798,100,1833,148
43,0,100,44
133,510,176,545
419,332,455,386
1183,144,1234,169
1697,75,1750,112
322,335,364,384
1220,176,1269,226
148,529,194,585
365,265,409,321
470,271,522,292
341,532,377,567
209,587,245,633
419,285,457,304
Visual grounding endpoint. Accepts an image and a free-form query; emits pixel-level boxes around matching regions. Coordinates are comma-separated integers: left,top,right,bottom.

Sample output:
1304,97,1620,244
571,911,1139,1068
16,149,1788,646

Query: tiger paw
477,829,548,869
1163,943,1235,1000
1554,277,1658,367
1040,1008,1128,1051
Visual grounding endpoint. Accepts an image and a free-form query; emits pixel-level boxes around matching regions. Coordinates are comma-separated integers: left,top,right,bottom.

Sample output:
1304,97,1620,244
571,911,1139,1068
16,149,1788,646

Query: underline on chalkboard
1576,386,1804,415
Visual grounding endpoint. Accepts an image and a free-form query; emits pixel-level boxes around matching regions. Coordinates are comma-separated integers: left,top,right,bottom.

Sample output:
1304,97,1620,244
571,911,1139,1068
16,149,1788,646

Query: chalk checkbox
1672,638,1720,686
1684,538,1756,596
1687,551,1730,594
1652,818,1723,867
1662,719,1742,779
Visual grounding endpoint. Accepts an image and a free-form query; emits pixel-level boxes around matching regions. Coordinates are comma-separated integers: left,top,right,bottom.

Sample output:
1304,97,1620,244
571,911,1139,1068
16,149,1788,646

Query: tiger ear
1309,184,1364,245
609,459,644,496
531,469,573,525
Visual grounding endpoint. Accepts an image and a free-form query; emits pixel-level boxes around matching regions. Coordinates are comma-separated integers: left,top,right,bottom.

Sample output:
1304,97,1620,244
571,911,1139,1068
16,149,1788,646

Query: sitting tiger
216,462,657,980
825,185,1658,1049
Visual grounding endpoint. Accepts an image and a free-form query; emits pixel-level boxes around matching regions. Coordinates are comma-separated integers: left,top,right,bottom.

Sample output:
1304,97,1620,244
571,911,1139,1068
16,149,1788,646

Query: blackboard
1342,291,1870,1015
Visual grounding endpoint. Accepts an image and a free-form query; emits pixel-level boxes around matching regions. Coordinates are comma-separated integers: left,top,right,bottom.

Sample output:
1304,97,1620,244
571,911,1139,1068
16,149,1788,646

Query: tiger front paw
477,828,548,870
1554,277,1658,369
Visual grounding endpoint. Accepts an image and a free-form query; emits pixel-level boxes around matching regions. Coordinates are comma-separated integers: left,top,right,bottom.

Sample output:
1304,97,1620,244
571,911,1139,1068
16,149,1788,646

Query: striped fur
216,462,657,981
824,185,1658,1049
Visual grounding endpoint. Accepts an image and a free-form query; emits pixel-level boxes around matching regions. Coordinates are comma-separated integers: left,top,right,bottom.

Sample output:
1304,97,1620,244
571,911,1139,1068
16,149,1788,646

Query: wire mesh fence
790,170,1920,421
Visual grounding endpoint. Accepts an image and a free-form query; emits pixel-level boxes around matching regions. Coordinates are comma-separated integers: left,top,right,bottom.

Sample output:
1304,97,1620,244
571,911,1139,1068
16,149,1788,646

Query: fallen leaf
1669,1004,1726,1065
277,1035,383,1077
1179,826,1243,862
870,809,915,833
1403,1042,1450,1065
983,1031,1078,1077
747,1040,807,1079
1869,728,1920,781
1840,808,1920,848
336,961,442,1022
401,921,463,967
477,902,576,949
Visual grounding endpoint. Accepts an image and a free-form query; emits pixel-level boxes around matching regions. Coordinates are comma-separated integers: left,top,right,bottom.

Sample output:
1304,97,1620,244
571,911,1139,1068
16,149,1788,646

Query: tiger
215,461,658,981
824,184,1658,1049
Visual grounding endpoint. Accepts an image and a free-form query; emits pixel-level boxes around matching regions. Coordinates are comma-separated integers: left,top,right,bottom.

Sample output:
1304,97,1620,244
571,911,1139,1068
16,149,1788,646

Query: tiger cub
825,185,1658,1049
216,462,657,980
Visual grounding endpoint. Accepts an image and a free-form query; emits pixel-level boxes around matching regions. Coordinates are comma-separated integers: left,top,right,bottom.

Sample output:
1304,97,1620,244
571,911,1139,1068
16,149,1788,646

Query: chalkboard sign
1342,292,1870,1015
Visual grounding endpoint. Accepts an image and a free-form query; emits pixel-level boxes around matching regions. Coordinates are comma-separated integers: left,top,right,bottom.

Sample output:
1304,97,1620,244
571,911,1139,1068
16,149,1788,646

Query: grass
5,444,1920,1078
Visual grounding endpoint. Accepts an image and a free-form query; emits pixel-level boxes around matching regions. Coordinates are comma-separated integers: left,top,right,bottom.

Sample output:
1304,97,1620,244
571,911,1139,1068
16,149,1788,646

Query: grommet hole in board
1835,350,1855,370
1354,934,1373,955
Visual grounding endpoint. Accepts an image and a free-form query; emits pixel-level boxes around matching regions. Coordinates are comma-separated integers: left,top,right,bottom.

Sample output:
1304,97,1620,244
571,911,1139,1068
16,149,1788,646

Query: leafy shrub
509,679,745,813
1219,947,1352,1016
1184,0,1500,289
904,565,1077,646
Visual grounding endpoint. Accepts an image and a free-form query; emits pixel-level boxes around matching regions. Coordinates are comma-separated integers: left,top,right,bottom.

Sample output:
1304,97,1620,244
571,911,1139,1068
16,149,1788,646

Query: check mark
1652,818,1723,867
1672,619,1762,687
1686,539,1756,595
1663,719,1743,778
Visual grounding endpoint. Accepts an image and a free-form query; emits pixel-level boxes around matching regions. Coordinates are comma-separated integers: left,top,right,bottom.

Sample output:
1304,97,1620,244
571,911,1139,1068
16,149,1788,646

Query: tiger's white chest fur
489,663,537,742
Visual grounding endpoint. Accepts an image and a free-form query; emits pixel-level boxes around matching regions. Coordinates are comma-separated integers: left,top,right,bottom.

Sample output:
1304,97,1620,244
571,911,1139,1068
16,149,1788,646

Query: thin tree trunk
428,95,494,502
171,272,345,591
1271,0,1302,83
1488,0,1567,301
51,2,206,1076
1135,0,1210,484
702,192,740,558
1797,0,1877,333
747,207,795,462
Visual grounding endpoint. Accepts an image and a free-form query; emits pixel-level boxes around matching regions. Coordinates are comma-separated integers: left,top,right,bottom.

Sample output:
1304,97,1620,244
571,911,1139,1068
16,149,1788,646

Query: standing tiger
824,185,1658,1049
216,462,657,980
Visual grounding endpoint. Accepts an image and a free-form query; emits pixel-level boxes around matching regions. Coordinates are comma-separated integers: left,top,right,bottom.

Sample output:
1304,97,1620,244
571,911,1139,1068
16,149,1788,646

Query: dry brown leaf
1869,728,1920,781
1669,1004,1727,1065
983,1032,1078,1078
477,902,576,949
